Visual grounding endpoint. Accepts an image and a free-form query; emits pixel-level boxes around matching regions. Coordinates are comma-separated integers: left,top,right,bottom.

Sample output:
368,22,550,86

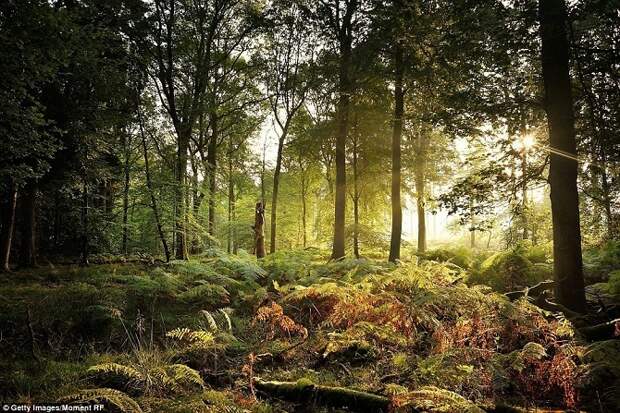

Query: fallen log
252,378,391,412
505,280,554,301
579,318,620,341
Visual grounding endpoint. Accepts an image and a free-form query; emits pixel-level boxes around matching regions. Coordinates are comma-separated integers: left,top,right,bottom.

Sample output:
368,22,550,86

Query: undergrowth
0,248,618,412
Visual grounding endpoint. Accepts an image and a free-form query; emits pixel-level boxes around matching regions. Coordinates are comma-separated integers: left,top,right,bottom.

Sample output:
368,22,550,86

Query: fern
166,328,215,345
88,363,143,390
178,283,229,306
59,388,142,413
164,364,205,390
201,310,218,331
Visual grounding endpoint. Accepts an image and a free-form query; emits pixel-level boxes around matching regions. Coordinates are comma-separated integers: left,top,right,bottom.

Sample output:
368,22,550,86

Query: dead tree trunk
254,202,266,259
1,180,18,271
19,184,37,267
539,0,586,313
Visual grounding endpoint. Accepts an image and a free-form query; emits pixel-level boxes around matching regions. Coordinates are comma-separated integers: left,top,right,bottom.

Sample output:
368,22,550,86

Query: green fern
178,283,229,307
59,388,142,413
164,364,205,390
87,363,143,390
166,328,215,345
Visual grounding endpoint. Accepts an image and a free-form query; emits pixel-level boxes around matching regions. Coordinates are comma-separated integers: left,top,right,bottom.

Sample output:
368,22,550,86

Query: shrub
467,245,551,292
583,240,620,282
418,246,473,269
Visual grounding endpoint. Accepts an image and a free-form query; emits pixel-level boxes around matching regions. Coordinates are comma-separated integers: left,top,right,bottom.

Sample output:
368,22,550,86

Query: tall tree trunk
175,129,189,259
352,132,360,259
254,202,266,258
1,181,18,271
415,167,427,254
389,44,404,262
520,121,529,241
227,155,234,254
300,168,308,249
332,27,353,260
80,180,89,266
19,185,37,267
270,125,289,254
140,119,171,263
122,134,131,255
207,112,218,237
469,199,476,249
539,0,586,313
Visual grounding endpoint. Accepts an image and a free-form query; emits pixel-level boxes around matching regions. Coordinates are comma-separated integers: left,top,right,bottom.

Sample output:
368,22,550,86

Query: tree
312,0,362,260
539,0,586,313
261,0,313,253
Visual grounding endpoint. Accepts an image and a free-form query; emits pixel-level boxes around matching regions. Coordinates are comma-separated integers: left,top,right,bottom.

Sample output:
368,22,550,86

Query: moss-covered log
253,378,391,412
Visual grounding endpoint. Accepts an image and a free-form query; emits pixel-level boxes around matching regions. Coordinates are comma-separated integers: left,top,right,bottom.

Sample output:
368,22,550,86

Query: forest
1,0,619,412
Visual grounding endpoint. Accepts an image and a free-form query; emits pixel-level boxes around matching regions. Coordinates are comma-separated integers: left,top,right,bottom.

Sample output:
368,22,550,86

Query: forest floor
1,245,619,413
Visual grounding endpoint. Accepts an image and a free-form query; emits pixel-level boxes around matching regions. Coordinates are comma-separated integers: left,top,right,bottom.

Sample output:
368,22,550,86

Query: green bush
418,246,473,269
583,240,620,282
467,245,551,292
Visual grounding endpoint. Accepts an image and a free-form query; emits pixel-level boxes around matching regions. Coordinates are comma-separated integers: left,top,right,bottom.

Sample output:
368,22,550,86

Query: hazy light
522,134,535,150
513,133,535,152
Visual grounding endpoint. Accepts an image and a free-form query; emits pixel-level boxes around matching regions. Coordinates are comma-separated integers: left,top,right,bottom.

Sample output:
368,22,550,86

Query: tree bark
80,181,89,266
175,129,189,260
1,181,18,272
139,116,171,263
331,4,356,260
389,44,404,263
300,167,308,249
270,124,289,254
352,132,360,259
227,154,235,254
207,112,218,238
415,167,427,254
122,134,131,255
19,185,37,267
539,0,586,313
254,202,266,258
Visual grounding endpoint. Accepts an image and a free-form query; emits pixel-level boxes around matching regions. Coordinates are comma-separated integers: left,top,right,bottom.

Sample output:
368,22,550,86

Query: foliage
59,388,142,413
583,240,620,283
467,244,552,292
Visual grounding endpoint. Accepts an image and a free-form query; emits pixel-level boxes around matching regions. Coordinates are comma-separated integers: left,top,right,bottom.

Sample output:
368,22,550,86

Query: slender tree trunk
228,156,234,254
301,169,308,249
352,133,360,259
520,122,529,241
1,181,18,271
254,202,266,258
389,44,404,262
539,0,586,313
122,135,130,255
469,199,476,249
19,185,37,267
207,112,218,237
80,180,89,266
270,125,289,254
415,167,427,254
175,129,189,259
332,26,353,261
140,119,171,262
